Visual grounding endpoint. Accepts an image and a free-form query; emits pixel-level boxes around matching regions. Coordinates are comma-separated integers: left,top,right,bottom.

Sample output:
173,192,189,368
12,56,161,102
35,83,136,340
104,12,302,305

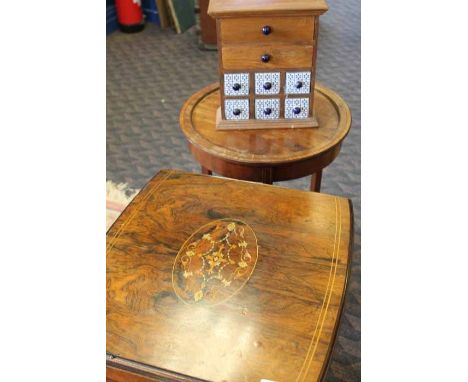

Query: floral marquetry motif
172,219,258,305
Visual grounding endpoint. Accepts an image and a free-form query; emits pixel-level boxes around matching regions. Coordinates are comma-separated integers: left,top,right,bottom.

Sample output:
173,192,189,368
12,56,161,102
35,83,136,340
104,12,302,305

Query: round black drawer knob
232,83,241,91
264,108,272,115
295,81,303,89
293,107,302,115
262,25,272,35
261,54,271,63
233,109,241,116
263,82,272,90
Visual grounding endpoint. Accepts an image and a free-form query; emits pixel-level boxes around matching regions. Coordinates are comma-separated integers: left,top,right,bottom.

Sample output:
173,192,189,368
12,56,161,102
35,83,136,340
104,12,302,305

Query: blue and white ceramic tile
285,72,311,94
255,98,280,120
224,99,249,120
224,73,249,96
255,72,280,95
284,98,309,119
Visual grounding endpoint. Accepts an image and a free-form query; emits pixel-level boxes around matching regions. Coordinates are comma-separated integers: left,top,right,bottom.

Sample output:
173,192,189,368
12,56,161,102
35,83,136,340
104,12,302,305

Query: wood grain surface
220,16,314,45
222,44,314,70
208,0,328,17
107,170,353,382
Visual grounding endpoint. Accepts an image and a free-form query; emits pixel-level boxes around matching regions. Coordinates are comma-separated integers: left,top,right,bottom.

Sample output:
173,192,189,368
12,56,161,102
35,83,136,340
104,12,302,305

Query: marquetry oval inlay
172,219,258,305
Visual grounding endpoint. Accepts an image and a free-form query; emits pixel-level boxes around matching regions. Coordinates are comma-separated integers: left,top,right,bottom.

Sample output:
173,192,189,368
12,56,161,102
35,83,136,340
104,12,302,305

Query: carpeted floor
107,0,360,379
106,181,138,230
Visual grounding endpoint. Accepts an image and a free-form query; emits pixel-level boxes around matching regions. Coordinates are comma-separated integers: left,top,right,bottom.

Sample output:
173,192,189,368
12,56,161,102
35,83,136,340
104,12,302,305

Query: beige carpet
106,181,139,230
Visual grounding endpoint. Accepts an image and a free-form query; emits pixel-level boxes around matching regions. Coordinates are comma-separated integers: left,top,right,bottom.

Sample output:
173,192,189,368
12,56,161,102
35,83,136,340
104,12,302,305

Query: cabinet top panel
208,0,328,18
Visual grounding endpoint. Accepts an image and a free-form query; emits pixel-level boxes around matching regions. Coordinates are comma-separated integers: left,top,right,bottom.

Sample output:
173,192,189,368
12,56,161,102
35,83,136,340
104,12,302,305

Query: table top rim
179,82,352,165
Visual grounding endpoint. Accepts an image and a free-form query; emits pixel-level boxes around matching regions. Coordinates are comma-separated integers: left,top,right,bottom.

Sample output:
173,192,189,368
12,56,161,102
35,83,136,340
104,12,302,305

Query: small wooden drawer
223,73,249,96
255,98,280,119
224,99,249,120
285,97,309,119
222,44,314,70
255,72,280,95
220,16,314,45
285,71,312,94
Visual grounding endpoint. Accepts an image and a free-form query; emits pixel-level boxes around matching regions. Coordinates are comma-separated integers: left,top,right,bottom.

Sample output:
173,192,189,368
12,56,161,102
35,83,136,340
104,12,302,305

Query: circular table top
180,83,352,165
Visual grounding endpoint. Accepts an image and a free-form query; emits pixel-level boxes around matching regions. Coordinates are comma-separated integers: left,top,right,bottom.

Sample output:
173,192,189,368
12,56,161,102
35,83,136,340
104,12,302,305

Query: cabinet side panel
309,16,320,117
216,19,226,120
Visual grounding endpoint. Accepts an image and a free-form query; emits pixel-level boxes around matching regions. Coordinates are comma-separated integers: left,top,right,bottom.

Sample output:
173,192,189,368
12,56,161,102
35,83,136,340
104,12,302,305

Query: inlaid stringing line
301,198,343,380
295,197,341,382
106,170,174,254
295,198,339,381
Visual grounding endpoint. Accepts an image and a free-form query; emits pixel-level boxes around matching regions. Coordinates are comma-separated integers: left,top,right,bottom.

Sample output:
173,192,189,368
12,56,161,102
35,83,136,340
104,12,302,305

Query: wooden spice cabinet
208,0,328,130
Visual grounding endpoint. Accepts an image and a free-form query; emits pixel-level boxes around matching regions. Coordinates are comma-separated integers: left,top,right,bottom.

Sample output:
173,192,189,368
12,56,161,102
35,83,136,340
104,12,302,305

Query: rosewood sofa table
107,170,353,382
180,83,351,191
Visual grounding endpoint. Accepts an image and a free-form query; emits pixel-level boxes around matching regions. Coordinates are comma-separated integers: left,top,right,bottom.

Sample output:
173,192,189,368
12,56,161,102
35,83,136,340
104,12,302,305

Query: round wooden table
180,82,351,191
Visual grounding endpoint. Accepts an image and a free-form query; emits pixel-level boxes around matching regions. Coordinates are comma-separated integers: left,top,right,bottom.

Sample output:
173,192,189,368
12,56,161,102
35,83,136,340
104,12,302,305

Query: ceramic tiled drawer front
285,71,311,94
224,73,249,96
255,98,280,120
255,72,280,95
225,99,249,120
285,98,309,119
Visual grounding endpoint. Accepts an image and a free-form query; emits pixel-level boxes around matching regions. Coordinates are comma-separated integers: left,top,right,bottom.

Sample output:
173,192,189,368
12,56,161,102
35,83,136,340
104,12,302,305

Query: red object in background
115,0,145,33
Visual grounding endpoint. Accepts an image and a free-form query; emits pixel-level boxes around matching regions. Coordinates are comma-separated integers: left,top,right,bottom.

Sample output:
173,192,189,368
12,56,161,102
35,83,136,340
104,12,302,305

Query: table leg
260,168,273,185
310,170,322,192
201,166,212,175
